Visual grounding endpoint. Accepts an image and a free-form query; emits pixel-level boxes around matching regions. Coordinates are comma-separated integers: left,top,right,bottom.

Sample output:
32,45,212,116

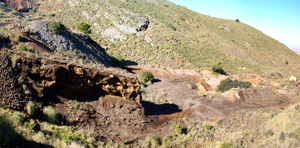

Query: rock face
0,52,148,142
27,21,113,66
18,56,141,103
2,0,34,12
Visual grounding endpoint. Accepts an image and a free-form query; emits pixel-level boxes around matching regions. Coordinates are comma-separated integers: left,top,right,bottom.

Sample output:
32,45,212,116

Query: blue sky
168,0,300,51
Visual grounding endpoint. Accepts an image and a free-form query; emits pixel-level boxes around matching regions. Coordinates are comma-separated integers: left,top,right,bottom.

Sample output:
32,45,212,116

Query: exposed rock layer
2,0,34,12
18,56,141,103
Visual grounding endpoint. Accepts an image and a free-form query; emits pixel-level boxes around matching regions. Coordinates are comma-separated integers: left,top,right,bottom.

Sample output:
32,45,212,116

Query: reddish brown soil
1,49,298,144
13,31,52,53
2,0,35,12
128,65,298,121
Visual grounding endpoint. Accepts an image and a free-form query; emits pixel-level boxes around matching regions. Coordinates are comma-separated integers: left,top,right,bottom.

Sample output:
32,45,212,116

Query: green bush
279,131,285,142
204,123,213,130
26,101,36,117
77,22,91,34
212,62,226,75
167,24,176,31
54,127,86,144
217,78,252,92
16,35,26,42
138,71,155,85
48,21,65,35
11,111,25,125
19,44,27,51
144,134,161,148
112,52,124,67
176,123,183,134
43,106,58,124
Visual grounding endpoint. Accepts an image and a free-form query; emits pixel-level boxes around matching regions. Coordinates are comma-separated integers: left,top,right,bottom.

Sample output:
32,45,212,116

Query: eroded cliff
0,52,150,142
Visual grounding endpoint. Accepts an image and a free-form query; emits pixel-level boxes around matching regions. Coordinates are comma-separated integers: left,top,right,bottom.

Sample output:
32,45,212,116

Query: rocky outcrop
2,0,34,12
136,17,150,32
27,21,113,66
17,56,141,103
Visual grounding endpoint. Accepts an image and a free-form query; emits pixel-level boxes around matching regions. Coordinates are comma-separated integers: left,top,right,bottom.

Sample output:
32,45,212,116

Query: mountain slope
33,0,300,76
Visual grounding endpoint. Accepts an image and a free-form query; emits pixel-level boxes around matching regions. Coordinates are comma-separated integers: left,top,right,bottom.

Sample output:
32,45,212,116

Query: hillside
1,0,300,147
31,0,300,76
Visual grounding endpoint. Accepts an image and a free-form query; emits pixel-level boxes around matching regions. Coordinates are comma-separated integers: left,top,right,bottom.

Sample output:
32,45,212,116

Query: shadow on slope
142,101,182,115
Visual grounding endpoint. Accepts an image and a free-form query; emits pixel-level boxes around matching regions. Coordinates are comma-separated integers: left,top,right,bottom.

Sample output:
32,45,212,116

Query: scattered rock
136,17,150,32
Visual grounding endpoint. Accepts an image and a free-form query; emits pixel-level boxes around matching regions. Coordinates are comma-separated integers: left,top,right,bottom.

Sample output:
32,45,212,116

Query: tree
236,19,240,22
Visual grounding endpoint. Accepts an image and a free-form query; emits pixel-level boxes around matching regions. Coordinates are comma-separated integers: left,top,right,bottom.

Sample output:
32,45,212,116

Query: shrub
26,101,36,117
16,35,26,42
294,128,300,142
217,78,252,92
144,134,161,148
176,123,183,134
77,22,91,34
204,123,213,130
43,106,58,124
285,61,289,65
11,111,25,125
138,71,155,85
24,119,36,130
11,54,20,68
32,131,46,143
112,52,124,67
167,24,176,31
54,128,86,144
212,62,226,75
19,44,27,51
279,131,285,142
235,19,240,22
48,21,65,35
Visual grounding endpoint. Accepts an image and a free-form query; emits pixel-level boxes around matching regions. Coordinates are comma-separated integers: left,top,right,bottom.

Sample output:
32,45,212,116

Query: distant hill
10,0,300,75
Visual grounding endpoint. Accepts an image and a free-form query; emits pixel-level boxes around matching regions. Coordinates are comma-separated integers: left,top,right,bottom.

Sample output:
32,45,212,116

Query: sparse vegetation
217,78,252,92
19,44,27,51
138,71,155,85
48,21,65,35
26,101,36,117
43,106,58,124
77,22,91,34
10,54,20,68
142,134,161,148
204,123,213,130
176,123,183,134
